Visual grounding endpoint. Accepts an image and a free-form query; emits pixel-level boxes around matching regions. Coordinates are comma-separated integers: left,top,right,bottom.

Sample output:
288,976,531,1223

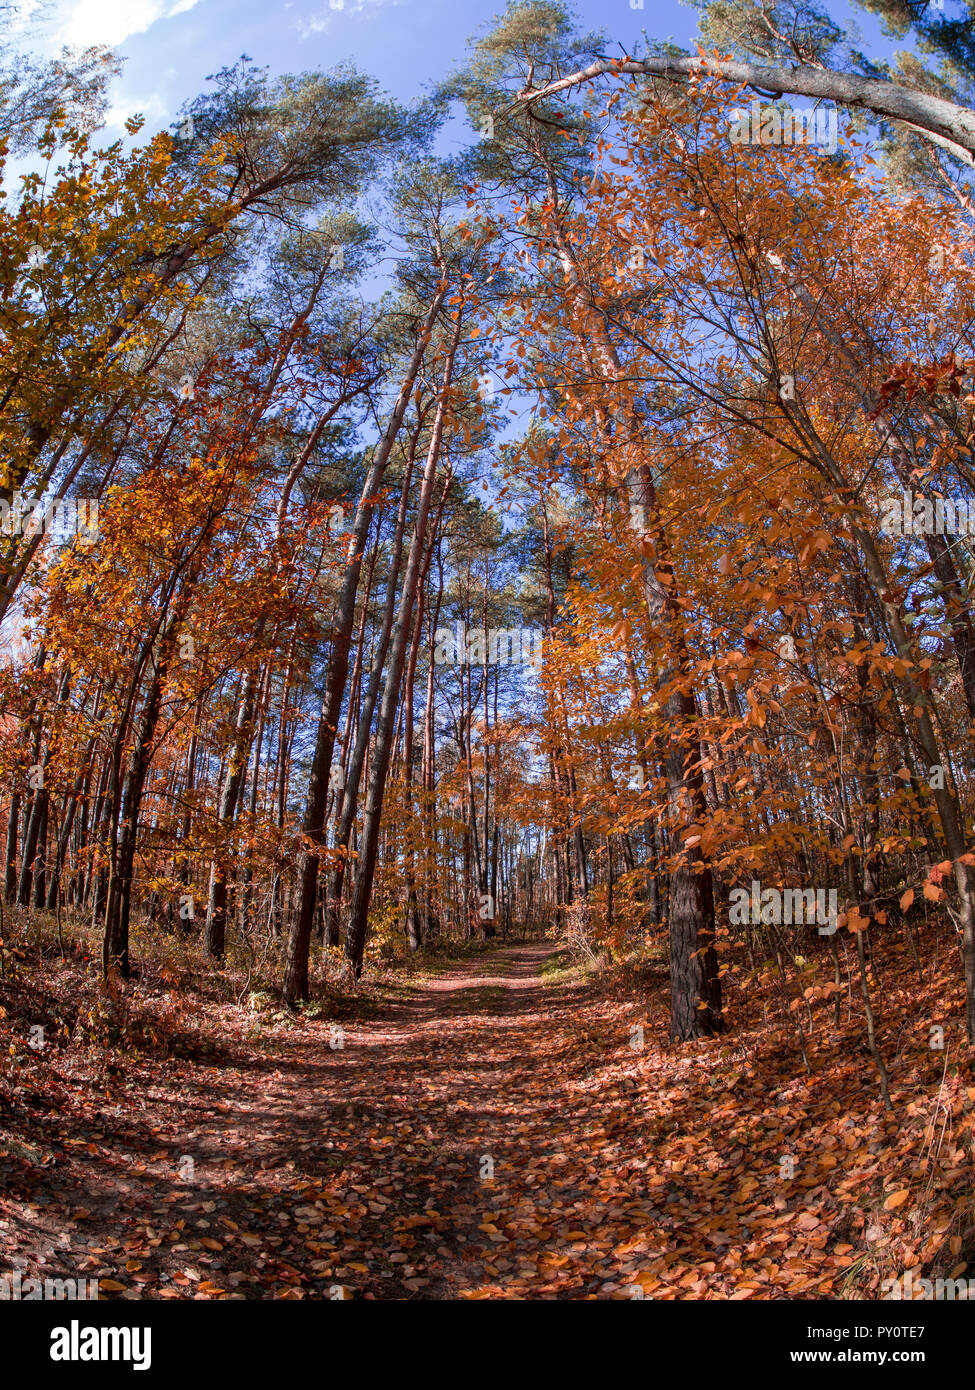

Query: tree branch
515,54,975,165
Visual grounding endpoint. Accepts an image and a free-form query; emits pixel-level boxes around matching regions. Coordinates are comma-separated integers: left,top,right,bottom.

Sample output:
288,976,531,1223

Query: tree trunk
344,314,461,978
282,280,447,1004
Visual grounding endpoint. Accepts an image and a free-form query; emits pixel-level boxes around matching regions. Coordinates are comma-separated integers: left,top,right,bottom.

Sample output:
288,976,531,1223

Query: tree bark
344,313,462,978
282,280,448,1003
517,53,975,167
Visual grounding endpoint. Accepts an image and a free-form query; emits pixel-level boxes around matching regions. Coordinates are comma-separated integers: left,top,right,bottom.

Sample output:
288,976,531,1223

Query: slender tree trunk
323,431,422,946
345,314,461,978
282,280,447,1003
548,187,722,1037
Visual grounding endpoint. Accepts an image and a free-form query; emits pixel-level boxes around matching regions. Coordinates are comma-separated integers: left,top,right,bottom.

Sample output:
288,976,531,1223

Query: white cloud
52,0,204,50
103,91,170,130
295,0,394,41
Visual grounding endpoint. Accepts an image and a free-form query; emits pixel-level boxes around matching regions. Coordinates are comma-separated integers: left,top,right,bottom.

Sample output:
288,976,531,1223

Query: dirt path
4,941,655,1300
1,939,907,1300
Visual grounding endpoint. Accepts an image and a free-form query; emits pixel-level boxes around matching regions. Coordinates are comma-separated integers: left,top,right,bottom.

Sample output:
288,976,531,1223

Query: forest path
3,938,874,1300
5,939,672,1300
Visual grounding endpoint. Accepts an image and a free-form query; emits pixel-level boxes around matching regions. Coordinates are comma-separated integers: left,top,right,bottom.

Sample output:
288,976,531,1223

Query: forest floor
2,924,975,1299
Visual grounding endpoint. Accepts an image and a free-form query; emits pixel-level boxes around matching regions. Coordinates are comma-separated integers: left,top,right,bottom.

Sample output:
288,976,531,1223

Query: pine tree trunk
282,281,447,1003
344,315,461,978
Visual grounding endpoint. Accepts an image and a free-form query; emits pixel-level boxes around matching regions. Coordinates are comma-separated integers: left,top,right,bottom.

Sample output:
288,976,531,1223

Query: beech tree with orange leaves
6,0,975,1325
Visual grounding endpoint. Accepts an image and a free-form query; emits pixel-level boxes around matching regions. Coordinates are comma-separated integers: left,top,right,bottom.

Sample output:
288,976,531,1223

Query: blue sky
10,1,742,135
8,0,893,458
7,0,909,155
8,0,905,147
